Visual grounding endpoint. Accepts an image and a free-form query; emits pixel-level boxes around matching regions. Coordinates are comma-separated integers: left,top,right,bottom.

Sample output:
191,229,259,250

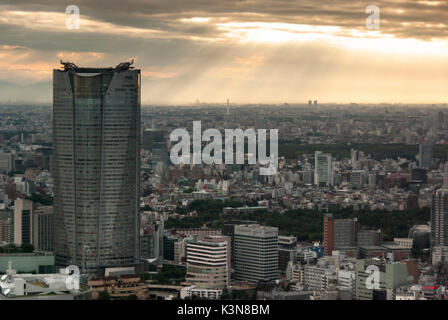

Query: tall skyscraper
0,211,13,244
53,61,141,274
431,189,448,249
444,162,448,188
314,151,333,186
419,144,433,169
233,224,278,284
430,162,448,254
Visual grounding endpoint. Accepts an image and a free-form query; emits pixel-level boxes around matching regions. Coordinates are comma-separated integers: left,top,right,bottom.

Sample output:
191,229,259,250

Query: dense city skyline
0,0,447,104
1,102,448,301
1,0,448,306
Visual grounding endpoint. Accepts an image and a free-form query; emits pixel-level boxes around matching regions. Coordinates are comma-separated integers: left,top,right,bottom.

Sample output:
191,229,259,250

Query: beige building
175,227,222,237
432,246,448,265
14,198,34,245
394,238,413,248
174,238,188,264
13,198,53,251
0,216,12,243
185,235,230,289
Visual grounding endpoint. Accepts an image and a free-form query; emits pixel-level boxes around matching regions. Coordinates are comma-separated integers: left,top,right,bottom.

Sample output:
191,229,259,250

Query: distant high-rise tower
150,130,169,176
314,100,317,106
444,162,448,188
314,151,333,186
431,188,448,249
431,163,448,252
142,129,167,163
351,149,360,170
226,99,230,115
419,144,433,169
53,61,141,274
308,100,312,107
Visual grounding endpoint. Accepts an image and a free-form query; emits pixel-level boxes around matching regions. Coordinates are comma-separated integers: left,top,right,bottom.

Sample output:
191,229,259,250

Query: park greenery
141,265,186,285
166,200,430,242
26,193,53,206
97,290,111,300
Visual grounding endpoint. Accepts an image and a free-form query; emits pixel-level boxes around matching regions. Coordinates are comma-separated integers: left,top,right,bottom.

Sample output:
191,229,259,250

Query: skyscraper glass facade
53,64,140,274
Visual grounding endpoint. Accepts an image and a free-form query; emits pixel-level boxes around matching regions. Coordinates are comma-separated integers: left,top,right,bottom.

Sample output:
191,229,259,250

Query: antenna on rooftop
115,59,135,71
60,60,78,71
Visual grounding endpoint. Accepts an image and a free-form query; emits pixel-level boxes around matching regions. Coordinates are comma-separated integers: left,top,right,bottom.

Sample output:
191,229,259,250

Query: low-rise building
355,258,415,300
0,262,91,300
180,285,223,300
432,246,448,265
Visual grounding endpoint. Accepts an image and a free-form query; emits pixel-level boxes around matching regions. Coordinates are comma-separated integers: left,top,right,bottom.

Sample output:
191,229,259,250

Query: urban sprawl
0,64,447,300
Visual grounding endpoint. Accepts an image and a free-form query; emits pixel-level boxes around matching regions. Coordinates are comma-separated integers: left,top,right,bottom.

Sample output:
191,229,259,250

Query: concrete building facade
233,224,278,284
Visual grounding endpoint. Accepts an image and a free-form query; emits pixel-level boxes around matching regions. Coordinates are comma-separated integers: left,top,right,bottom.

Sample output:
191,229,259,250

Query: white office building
185,235,230,289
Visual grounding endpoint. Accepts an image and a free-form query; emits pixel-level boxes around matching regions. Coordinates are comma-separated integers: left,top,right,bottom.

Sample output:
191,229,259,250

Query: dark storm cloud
0,0,447,103
1,0,447,40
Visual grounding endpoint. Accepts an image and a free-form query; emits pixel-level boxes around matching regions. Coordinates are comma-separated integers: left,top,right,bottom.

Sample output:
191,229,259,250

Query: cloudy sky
0,0,447,104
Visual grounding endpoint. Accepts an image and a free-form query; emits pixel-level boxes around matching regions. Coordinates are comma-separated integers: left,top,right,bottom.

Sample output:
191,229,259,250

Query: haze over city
0,0,447,104
3,0,448,307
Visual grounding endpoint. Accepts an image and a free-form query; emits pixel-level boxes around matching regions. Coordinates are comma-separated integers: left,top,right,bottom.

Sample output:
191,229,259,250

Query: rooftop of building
186,237,228,247
236,223,277,229
0,267,91,299
56,60,138,73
